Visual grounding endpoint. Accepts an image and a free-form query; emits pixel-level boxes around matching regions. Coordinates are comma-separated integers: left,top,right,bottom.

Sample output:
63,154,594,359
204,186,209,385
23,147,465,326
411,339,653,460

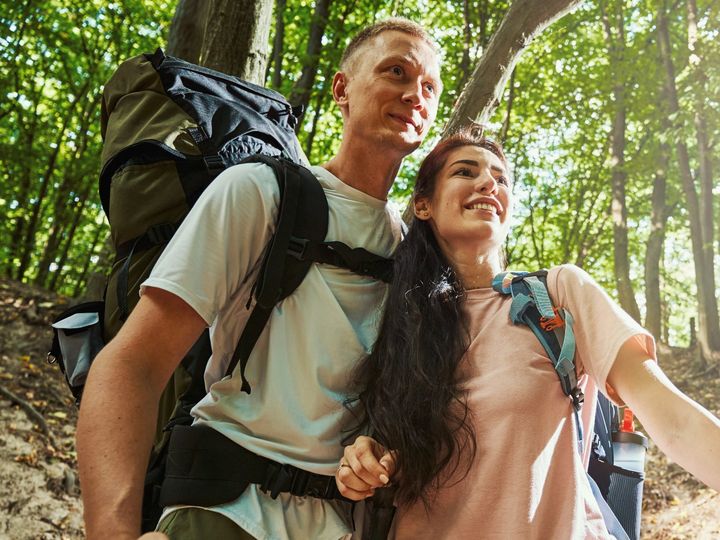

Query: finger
337,462,376,492
378,450,397,478
335,476,375,501
344,441,389,488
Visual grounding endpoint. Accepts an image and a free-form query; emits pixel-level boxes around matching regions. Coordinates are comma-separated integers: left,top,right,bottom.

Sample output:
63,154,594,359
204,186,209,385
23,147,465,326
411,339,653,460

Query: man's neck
322,142,405,201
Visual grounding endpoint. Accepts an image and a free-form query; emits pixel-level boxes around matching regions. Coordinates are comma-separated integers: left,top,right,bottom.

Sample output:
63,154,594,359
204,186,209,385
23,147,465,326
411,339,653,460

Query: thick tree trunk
657,2,720,363
444,0,582,134
199,0,273,84
166,0,210,63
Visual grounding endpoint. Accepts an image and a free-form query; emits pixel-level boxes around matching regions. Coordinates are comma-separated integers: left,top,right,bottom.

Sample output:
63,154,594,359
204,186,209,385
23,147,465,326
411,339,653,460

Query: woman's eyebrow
448,159,507,176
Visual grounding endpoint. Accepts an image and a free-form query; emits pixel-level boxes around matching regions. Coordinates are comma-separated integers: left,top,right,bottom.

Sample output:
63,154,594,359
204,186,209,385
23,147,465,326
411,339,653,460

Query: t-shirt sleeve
547,264,656,404
140,162,279,325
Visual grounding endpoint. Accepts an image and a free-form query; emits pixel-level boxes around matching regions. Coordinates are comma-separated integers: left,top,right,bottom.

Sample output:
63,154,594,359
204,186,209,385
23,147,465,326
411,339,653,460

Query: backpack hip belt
159,424,350,508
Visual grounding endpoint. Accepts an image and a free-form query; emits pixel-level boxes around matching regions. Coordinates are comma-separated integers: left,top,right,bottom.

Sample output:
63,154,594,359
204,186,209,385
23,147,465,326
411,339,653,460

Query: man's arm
77,287,207,540
607,338,720,491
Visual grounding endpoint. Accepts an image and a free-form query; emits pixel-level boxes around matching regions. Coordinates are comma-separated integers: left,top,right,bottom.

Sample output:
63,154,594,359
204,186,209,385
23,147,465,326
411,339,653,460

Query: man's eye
497,175,509,185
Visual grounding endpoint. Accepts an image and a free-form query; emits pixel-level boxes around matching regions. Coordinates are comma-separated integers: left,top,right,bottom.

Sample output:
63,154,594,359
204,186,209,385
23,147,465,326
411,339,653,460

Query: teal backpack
493,270,646,540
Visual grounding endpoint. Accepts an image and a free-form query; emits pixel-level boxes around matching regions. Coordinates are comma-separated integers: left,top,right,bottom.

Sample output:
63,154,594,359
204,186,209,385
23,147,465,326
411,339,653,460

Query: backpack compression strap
223,156,393,392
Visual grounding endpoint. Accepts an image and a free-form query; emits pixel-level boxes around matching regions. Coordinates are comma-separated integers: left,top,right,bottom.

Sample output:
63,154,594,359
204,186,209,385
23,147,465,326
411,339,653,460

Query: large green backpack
49,49,392,531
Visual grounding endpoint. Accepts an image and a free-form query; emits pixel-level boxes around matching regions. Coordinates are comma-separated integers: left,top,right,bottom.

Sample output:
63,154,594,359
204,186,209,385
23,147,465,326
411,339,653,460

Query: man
77,17,442,540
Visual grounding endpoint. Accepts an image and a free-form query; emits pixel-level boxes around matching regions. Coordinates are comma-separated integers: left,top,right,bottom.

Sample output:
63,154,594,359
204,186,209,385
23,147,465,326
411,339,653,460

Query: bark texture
199,0,274,84
166,0,210,63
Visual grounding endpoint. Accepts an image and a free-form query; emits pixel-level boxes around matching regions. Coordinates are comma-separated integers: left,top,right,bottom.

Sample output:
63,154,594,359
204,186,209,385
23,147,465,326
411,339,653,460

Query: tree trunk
444,0,582,134
289,0,332,129
644,147,669,340
687,0,718,353
267,0,286,88
199,0,273,84
601,0,641,323
166,0,210,63
657,1,720,364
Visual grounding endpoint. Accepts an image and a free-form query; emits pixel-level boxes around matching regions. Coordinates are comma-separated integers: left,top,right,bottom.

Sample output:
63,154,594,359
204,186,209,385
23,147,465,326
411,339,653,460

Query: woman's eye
390,66,403,76
424,82,435,94
455,168,473,177
497,175,509,185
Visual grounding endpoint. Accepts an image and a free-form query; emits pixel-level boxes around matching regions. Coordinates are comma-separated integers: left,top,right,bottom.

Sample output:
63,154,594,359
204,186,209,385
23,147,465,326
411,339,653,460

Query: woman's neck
443,247,503,290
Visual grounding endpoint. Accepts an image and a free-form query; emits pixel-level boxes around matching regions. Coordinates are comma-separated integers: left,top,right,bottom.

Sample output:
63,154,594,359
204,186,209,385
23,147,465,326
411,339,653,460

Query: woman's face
415,144,512,257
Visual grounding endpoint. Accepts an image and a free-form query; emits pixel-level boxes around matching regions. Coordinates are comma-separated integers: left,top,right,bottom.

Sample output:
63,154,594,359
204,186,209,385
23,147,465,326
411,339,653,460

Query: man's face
336,31,442,155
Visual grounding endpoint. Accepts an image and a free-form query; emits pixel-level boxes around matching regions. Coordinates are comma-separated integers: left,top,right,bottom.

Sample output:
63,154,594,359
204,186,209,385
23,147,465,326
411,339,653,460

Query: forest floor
0,277,718,539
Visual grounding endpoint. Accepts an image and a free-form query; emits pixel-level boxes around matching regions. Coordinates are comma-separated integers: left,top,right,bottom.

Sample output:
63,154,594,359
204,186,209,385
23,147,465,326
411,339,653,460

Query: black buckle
571,387,585,411
146,223,177,245
203,154,224,172
260,462,294,500
287,237,309,260
289,469,334,499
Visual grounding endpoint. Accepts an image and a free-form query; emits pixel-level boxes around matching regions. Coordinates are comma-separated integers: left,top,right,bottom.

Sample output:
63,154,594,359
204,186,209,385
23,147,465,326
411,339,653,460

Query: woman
336,128,720,539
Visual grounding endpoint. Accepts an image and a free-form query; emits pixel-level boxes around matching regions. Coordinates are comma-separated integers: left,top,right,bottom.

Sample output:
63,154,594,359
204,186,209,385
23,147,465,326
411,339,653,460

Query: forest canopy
1,0,718,359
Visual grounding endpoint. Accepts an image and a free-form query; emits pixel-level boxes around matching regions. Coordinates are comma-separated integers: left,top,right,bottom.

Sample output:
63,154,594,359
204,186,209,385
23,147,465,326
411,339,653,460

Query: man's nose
402,81,424,109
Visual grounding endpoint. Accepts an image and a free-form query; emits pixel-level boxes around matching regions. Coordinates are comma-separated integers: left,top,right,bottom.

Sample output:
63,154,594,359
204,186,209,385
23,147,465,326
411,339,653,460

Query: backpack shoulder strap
492,270,584,412
224,156,327,392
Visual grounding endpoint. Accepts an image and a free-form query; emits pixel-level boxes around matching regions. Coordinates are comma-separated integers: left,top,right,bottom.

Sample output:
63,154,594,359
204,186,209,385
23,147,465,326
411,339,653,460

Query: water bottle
612,408,648,473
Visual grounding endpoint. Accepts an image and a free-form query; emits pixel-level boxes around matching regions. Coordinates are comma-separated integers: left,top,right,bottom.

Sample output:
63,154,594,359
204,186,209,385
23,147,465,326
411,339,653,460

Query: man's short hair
339,17,438,72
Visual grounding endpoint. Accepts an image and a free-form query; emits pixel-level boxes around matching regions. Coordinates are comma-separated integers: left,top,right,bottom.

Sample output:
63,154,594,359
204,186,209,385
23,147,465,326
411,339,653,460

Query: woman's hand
335,436,396,500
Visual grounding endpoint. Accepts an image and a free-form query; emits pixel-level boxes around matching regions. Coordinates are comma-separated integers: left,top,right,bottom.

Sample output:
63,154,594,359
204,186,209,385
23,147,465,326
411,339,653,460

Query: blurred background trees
1,0,718,365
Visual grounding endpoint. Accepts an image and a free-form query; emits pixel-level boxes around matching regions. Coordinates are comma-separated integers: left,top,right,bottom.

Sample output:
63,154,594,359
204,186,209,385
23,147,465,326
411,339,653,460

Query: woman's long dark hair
349,128,508,506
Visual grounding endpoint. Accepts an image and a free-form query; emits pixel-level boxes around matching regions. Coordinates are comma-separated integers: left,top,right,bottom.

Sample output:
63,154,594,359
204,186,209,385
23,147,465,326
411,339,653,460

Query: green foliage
1,0,717,347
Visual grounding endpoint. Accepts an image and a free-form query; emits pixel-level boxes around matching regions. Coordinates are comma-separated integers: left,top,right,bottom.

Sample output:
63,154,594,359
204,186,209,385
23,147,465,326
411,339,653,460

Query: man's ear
414,198,431,220
332,71,349,107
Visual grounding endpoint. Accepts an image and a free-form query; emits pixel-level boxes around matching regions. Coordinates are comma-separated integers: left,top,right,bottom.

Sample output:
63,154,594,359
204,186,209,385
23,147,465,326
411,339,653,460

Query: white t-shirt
142,161,403,540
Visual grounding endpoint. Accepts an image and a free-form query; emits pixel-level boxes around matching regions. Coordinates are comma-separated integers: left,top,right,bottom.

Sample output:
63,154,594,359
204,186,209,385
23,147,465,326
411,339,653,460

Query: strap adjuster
203,154,224,171
287,236,309,260
146,223,177,245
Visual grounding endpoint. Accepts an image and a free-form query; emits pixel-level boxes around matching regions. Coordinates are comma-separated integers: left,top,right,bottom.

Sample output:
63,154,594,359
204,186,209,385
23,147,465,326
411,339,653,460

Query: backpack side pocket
48,301,106,404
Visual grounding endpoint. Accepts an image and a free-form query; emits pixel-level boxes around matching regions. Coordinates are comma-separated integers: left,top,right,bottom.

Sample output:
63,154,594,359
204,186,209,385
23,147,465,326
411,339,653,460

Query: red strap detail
540,307,565,331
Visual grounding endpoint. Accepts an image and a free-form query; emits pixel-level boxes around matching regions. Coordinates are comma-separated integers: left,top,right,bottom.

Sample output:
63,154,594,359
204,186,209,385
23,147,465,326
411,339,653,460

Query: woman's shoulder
546,264,606,303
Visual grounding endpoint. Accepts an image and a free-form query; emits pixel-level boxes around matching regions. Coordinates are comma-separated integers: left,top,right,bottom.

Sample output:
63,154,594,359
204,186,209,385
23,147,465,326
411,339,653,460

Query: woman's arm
607,337,720,490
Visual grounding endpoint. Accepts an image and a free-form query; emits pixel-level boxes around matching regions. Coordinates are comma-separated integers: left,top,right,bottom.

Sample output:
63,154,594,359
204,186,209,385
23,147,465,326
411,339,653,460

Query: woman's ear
414,199,431,221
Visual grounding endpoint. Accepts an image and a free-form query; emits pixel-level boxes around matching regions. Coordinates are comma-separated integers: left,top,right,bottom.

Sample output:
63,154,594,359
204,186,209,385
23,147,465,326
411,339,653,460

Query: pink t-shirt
393,264,655,540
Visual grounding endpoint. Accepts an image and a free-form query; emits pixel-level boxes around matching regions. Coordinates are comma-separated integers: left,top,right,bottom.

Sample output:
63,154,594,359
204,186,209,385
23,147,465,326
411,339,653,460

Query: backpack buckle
146,223,177,245
540,306,565,331
287,236,309,260
203,154,224,172
571,387,585,411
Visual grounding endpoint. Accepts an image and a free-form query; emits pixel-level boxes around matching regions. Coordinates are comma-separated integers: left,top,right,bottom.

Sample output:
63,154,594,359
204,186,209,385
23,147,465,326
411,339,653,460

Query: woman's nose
476,172,498,194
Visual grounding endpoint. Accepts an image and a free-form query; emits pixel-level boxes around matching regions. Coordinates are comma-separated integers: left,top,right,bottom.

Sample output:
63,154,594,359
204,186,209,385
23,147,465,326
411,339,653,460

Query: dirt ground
0,277,718,539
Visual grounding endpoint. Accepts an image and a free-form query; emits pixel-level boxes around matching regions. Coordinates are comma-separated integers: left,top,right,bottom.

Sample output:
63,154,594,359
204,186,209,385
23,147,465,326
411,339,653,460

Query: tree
197,0,274,83
444,0,583,134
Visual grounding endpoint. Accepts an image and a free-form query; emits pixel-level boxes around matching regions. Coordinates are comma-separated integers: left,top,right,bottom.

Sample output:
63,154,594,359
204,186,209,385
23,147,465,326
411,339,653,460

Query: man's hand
335,436,396,500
